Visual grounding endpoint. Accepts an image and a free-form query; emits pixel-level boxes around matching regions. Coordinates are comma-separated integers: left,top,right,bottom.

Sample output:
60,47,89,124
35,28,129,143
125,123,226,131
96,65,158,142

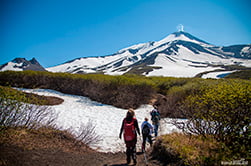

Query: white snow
156,33,210,47
202,70,236,79
46,33,212,74
42,32,251,78
19,88,181,153
145,53,224,77
118,43,148,53
1,62,24,71
241,46,250,54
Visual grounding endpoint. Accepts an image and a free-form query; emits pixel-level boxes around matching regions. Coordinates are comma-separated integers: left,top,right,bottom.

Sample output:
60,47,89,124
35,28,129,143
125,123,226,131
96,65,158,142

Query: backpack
123,118,136,141
142,124,150,135
151,110,160,123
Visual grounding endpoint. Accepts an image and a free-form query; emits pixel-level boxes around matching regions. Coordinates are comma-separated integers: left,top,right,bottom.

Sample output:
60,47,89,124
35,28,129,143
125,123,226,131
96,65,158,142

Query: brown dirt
0,144,161,166
0,127,161,166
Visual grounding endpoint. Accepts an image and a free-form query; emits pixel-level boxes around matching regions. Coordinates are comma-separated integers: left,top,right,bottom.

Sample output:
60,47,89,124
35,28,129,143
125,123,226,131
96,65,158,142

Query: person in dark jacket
150,105,161,137
119,108,140,165
141,117,153,152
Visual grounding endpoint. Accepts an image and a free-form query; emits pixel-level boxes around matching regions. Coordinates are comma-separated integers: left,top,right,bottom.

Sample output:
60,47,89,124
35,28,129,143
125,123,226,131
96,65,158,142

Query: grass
0,71,250,165
153,133,220,166
225,70,251,80
0,126,91,154
23,92,64,105
0,85,64,106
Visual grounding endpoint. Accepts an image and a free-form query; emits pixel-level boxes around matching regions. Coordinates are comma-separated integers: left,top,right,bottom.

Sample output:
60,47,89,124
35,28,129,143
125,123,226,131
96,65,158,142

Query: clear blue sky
1,0,251,67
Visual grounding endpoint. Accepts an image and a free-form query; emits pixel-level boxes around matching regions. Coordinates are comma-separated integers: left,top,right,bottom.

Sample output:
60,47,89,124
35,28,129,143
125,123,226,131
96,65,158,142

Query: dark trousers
125,139,137,163
142,134,152,151
126,145,136,163
153,123,159,136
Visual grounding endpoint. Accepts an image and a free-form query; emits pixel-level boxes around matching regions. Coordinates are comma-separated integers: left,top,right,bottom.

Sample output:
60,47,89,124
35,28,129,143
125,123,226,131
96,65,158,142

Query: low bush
0,126,91,153
69,120,102,147
155,79,205,118
0,86,56,130
172,79,251,160
148,76,191,95
0,85,101,150
225,69,251,80
152,133,220,166
0,71,155,109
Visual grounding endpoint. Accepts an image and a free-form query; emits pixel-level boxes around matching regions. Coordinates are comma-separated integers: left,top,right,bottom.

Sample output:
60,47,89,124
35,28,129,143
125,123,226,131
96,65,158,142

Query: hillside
0,85,163,166
0,71,250,165
0,127,161,166
0,58,46,72
225,69,251,79
46,31,251,78
1,32,251,78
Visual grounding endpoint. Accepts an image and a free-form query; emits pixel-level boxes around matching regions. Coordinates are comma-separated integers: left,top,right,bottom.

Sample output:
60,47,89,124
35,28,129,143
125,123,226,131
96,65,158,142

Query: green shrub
175,79,251,159
0,71,155,109
152,133,219,166
225,70,251,80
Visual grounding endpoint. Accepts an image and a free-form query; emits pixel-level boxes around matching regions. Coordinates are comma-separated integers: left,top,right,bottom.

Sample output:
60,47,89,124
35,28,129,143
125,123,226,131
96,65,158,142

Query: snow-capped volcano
46,31,251,77
1,32,250,78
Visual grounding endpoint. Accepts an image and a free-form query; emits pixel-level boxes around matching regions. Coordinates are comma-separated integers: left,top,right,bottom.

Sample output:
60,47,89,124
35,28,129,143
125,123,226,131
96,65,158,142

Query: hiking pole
139,136,148,166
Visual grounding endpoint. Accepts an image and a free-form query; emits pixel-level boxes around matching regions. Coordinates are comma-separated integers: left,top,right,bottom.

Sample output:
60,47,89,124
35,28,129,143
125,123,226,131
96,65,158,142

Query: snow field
202,71,236,79
20,88,181,153
1,62,23,71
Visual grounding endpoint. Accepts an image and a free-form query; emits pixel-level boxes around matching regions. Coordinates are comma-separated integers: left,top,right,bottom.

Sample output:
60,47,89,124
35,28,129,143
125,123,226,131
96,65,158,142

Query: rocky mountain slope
0,58,46,71
46,31,251,77
1,31,250,78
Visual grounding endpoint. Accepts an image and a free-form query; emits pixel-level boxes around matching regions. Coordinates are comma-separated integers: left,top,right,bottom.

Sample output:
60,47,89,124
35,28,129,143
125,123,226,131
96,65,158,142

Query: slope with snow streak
0,58,46,71
201,70,236,79
146,53,223,77
46,31,251,77
20,88,180,153
1,62,24,71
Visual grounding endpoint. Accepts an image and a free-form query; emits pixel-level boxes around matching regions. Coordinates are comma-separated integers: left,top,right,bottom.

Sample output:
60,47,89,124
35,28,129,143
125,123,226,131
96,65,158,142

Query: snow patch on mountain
1,62,24,71
0,58,46,71
46,31,251,77
157,32,210,47
2,31,250,78
145,53,223,77
202,71,236,79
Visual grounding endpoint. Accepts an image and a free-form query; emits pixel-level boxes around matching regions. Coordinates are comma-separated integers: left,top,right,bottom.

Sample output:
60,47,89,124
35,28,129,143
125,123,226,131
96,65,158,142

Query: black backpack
142,124,150,135
151,110,160,123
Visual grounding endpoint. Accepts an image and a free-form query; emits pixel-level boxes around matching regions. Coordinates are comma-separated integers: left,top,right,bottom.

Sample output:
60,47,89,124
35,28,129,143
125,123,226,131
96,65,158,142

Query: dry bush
0,126,92,154
0,101,57,130
68,120,102,147
0,86,57,130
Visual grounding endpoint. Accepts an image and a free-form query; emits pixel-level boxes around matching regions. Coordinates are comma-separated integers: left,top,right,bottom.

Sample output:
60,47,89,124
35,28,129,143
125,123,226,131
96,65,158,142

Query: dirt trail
105,152,161,166
0,144,161,166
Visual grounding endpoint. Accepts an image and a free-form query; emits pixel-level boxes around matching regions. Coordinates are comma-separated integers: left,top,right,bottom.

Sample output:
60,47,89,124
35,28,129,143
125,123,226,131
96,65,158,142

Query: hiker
141,117,153,152
150,105,161,137
119,108,140,165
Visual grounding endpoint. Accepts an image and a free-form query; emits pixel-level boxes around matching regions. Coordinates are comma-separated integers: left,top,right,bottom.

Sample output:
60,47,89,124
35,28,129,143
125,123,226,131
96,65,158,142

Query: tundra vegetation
0,85,101,152
0,70,250,165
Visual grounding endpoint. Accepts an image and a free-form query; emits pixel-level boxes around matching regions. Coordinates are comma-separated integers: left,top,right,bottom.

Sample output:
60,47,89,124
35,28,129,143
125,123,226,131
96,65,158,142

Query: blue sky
1,0,251,67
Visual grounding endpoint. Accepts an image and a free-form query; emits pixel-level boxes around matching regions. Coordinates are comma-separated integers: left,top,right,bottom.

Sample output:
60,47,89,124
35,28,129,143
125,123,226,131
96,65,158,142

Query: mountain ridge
1,31,251,78
46,31,251,77
0,58,46,72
